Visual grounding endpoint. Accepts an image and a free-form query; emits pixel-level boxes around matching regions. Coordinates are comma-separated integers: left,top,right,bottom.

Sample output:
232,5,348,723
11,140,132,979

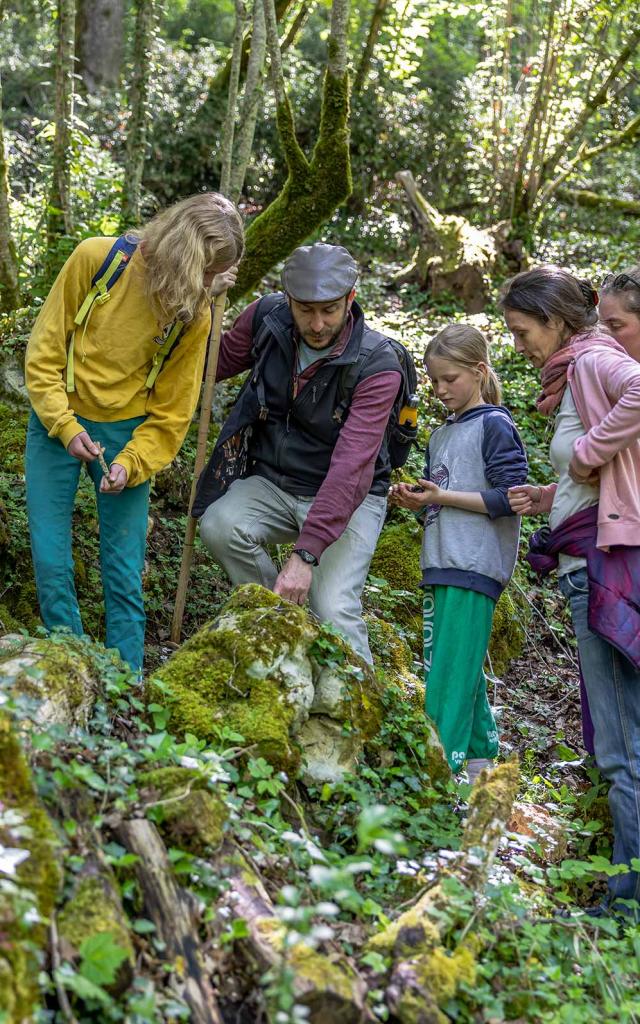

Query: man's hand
388,479,436,511
67,431,100,462
99,463,128,494
209,265,239,296
273,552,313,605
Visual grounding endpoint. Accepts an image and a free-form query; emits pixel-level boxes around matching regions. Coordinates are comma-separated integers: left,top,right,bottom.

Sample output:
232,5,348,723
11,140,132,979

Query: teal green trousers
25,412,149,670
423,584,499,770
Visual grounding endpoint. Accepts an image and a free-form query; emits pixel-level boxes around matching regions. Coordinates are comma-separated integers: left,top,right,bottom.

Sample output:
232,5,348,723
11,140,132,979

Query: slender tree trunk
47,0,76,242
0,72,20,311
219,0,248,196
121,0,156,227
229,0,351,301
75,0,125,92
352,0,389,95
229,0,267,202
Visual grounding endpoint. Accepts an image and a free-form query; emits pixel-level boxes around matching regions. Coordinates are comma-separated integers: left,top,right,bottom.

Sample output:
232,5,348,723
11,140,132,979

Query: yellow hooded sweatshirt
25,237,211,487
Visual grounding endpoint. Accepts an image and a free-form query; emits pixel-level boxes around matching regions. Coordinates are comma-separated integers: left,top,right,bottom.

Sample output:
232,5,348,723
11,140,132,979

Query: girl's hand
508,484,544,515
388,479,437,511
209,265,238,296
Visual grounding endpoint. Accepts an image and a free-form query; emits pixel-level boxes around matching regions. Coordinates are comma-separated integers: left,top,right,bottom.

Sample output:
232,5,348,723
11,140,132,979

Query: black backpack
251,295,419,469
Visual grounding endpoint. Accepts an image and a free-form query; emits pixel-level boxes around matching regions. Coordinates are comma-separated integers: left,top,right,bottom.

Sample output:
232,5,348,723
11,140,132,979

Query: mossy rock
0,711,62,1017
488,571,530,678
138,766,228,854
150,584,386,783
57,870,135,996
0,401,28,476
367,520,424,653
0,632,106,728
366,614,418,684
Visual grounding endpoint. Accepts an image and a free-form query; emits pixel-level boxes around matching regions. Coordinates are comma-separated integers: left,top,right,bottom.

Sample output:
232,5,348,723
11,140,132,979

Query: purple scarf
527,505,640,669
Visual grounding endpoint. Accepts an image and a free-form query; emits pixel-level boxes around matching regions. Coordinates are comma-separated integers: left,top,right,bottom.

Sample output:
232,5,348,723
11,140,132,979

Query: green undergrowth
0,629,637,1022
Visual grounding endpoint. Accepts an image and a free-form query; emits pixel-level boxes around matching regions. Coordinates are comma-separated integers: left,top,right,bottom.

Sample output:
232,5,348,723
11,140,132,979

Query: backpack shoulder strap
337,330,395,411
249,292,288,418
67,234,139,393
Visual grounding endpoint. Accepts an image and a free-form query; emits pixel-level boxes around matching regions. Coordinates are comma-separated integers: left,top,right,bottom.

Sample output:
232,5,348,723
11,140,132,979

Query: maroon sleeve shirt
216,299,400,558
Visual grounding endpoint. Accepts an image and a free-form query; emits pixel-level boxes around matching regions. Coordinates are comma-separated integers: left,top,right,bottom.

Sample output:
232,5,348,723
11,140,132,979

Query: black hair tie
578,278,598,309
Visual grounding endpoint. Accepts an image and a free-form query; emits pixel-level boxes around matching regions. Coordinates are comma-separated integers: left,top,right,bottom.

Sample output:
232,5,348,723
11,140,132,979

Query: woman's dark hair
600,266,640,318
499,265,598,335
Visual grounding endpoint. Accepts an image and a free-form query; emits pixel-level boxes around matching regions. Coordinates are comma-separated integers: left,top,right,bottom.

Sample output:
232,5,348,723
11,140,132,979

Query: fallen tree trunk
367,761,520,1023
394,170,524,312
115,818,224,1024
556,186,640,216
218,842,368,1022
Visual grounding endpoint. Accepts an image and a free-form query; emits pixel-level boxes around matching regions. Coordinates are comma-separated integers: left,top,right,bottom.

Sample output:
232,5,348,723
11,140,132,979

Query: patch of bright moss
139,766,228,853
0,401,28,475
150,584,317,774
58,874,134,995
0,712,62,1017
488,572,530,678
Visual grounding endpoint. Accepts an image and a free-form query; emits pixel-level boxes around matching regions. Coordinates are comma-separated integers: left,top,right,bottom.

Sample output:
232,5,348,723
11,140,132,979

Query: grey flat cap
281,243,358,301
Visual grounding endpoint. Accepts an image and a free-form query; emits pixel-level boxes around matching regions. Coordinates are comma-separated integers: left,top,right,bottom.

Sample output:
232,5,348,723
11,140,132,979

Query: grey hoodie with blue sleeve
420,405,528,601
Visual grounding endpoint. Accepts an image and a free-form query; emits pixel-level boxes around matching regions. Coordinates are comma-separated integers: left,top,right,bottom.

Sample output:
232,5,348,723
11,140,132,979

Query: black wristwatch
293,548,319,566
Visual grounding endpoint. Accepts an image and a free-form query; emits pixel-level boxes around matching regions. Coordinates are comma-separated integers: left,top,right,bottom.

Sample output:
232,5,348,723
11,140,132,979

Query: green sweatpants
423,584,499,771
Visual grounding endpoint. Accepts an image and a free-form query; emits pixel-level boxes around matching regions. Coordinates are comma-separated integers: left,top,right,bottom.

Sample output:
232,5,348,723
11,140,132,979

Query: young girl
24,192,244,671
390,324,527,784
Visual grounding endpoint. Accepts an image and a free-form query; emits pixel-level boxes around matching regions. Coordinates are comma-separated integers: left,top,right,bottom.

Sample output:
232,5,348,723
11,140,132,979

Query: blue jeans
559,567,640,907
25,412,149,670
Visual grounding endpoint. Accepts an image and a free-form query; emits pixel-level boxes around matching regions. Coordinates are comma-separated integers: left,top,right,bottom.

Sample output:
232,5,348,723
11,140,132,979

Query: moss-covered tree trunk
121,0,156,226
230,0,352,302
0,72,20,312
47,0,76,243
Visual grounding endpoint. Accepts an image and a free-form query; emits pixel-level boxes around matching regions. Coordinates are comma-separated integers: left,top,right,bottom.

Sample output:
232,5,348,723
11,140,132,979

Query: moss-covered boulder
58,866,135,996
150,584,388,784
0,711,62,1018
488,573,530,678
367,520,423,653
0,401,28,476
138,766,228,854
0,633,107,728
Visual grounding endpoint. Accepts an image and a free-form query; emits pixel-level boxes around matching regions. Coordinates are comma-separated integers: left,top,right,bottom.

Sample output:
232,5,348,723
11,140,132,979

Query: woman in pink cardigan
503,265,640,919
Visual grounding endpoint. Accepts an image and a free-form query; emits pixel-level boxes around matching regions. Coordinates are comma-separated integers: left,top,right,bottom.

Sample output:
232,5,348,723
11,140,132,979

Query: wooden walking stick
171,291,227,644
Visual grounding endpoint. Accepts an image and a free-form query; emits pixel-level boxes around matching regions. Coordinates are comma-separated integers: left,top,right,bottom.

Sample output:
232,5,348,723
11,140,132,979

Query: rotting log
367,761,520,1024
218,842,368,1023
394,170,523,312
115,818,224,1024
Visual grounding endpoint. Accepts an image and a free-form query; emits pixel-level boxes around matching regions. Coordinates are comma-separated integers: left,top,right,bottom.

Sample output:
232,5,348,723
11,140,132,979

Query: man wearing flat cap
193,242,402,663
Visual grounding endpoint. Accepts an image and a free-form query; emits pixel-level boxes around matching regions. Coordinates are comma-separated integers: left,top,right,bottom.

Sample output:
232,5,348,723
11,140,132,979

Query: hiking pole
170,291,227,644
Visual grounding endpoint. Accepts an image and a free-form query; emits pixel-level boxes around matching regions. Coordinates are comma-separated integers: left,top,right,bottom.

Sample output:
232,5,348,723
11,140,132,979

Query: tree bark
229,0,268,202
115,818,224,1024
353,0,390,95
75,0,125,93
555,187,640,216
229,0,352,301
121,0,156,227
219,0,248,196
0,71,20,312
47,0,76,242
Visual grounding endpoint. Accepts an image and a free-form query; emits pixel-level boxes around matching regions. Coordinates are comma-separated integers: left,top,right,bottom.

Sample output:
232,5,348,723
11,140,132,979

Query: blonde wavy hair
135,192,244,323
425,323,502,405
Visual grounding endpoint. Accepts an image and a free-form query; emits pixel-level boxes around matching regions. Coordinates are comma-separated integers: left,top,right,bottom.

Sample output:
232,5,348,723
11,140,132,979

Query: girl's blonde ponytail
481,365,502,405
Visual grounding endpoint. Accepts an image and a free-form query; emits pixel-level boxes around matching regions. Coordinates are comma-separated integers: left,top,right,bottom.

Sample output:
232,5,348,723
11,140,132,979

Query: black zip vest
192,298,401,515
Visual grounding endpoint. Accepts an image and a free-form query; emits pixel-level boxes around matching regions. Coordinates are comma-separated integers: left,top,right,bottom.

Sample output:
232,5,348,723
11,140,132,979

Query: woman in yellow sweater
25,192,244,670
